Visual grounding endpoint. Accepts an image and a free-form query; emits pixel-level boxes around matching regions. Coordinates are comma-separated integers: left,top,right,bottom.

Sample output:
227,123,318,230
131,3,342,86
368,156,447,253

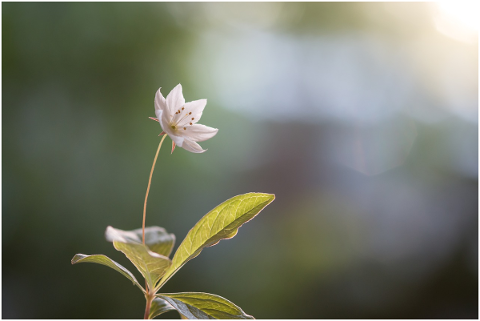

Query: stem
142,134,168,244
144,293,154,319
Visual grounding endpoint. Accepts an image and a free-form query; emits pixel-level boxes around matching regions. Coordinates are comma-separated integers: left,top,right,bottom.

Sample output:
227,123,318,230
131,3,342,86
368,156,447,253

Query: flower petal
158,108,171,129
158,112,184,147
184,124,218,142
169,133,185,147
154,88,166,111
155,87,172,122
176,99,207,127
166,84,185,115
155,108,163,123
181,139,206,153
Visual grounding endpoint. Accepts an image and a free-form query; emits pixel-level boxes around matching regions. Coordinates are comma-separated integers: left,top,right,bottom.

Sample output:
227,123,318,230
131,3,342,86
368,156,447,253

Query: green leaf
71,253,145,293
112,241,172,291
157,292,254,319
158,192,275,288
150,297,176,319
105,226,175,257
106,226,173,290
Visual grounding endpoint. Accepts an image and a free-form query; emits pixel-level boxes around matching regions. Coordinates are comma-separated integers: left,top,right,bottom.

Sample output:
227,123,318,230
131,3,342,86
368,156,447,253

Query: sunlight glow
433,1,479,43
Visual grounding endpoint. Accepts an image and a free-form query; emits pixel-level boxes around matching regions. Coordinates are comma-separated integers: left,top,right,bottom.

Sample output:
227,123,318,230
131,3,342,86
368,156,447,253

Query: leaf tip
71,253,85,265
252,192,275,201
252,192,275,206
104,225,116,242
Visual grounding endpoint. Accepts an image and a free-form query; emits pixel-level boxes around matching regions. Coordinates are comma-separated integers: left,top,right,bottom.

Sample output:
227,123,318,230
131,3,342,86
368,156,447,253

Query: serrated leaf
158,193,274,288
71,253,145,293
157,292,254,319
150,297,176,319
105,226,175,257
112,241,172,291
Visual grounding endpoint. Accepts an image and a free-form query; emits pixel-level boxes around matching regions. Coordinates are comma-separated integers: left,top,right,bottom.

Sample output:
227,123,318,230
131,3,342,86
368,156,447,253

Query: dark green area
2,2,477,319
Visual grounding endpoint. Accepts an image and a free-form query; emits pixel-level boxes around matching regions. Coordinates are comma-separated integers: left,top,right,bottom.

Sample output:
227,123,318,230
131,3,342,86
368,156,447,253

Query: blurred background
2,2,478,319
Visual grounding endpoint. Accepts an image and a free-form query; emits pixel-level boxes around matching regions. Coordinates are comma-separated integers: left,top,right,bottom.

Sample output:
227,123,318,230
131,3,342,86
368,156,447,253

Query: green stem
142,134,168,244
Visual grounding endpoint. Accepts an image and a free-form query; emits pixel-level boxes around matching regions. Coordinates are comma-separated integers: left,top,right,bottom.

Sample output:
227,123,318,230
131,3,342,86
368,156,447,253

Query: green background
2,2,477,318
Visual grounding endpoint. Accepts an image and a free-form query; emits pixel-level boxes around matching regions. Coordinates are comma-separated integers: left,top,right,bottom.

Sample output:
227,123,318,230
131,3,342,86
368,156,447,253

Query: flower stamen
172,106,194,128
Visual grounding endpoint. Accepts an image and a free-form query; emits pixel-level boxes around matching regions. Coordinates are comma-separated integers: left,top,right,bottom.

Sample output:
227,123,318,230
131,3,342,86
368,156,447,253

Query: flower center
171,106,195,130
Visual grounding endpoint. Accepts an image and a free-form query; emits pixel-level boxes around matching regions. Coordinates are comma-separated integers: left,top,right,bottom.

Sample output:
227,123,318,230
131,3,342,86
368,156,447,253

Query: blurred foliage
2,2,477,319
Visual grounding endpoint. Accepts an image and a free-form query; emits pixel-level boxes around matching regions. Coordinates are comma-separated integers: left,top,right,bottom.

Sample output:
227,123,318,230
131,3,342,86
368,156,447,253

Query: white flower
150,84,218,153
